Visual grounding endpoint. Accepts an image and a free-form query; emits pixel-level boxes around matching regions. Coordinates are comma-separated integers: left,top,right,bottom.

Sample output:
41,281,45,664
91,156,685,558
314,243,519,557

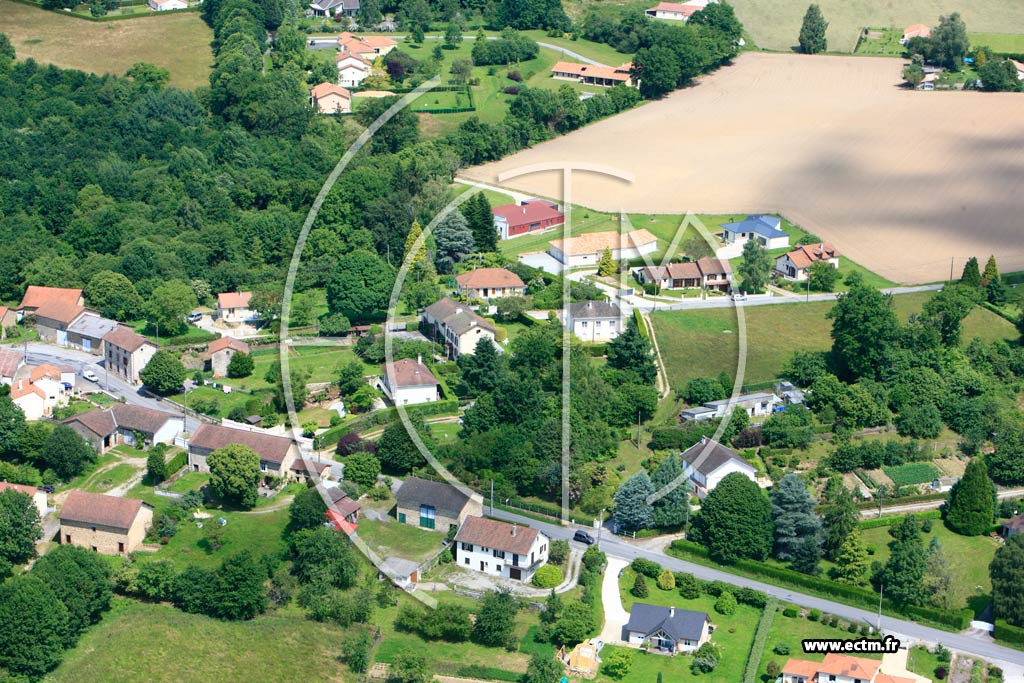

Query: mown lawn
854,28,905,56
970,32,1024,53
166,471,209,493
0,0,213,88
907,644,944,679
755,608,881,680
651,292,1018,389
355,519,447,563
45,599,352,683
82,463,139,494
610,569,760,683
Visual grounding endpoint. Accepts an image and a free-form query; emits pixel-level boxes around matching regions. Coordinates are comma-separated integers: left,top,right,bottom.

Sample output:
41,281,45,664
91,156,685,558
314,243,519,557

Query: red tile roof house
550,61,638,88
217,292,257,323
62,404,184,454
59,490,153,555
103,326,158,385
30,299,87,346
455,268,527,301
780,653,917,683
336,52,372,88
492,200,565,240
454,516,550,583
337,32,397,59
310,82,352,114
10,379,49,420
645,1,707,21
0,481,49,518
775,242,840,281
377,357,439,406
187,423,300,482
0,348,25,386
900,23,931,45
203,337,251,378
17,285,84,315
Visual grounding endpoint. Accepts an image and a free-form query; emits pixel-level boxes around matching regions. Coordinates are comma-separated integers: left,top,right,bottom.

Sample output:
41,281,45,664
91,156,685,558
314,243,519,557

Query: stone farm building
59,490,153,555
548,229,658,268
454,516,549,582
550,61,638,88
492,200,565,240
187,423,299,480
0,348,23,386
0,305,17,340
394,476,483,531
455,268,527,301
203,336,251,378
63,404,183,454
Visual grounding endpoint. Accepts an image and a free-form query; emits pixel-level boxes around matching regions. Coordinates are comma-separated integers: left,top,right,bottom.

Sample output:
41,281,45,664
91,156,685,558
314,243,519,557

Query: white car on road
82,369,99,382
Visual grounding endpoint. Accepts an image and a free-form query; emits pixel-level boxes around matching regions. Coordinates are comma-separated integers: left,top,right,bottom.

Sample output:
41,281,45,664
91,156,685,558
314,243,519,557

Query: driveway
599,556,630,645
880,647,930,683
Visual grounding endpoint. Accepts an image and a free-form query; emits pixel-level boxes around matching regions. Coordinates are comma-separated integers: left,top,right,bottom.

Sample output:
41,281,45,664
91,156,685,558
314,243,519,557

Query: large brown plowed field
464,53,1024,284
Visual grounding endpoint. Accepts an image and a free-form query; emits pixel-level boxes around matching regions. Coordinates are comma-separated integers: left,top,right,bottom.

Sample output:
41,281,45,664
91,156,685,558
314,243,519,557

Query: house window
118,542,125,553
828,677,836,682
65,534,71,543
581,321,588,328
419,505,436,529
464,557,470,565
492,549,505,559
461,542,473,551
398,512,406,524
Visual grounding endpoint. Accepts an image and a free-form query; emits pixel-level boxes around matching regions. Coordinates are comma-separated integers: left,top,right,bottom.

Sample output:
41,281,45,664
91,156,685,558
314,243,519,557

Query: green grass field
46,599,353,683
651,292,1020,389
854,28,906,56
0,0,213,88
907,645,944,679
970,32,1024,53
166,471,209,493
724,0,1024,53
82,463,139,494
609,569,760,683
882,462,940,487
355,519,446,563
755,609,881,680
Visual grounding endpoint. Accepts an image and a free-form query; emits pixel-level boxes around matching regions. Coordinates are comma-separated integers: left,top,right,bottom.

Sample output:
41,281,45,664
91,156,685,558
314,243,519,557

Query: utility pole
636,409,642,448
490,479,494,516
876,583,884,633
805,275,810,302
949,257,954,283
596,507,606,551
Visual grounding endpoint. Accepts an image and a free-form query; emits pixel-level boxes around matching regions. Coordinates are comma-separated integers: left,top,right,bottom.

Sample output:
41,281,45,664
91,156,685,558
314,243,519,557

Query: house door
398,512,406,524
57,330,67,345
479,561,485,571
510,568,522,581
83,338,91,352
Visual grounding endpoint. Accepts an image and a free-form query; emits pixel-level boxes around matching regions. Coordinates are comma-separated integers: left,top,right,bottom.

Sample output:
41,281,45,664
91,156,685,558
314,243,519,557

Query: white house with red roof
217,292,256,323
775,242,840,281
900,24,931,45
311,82,352,114
645,0,712,21
455,268,527,301
781,653,922,683
0,481,49,518
377,357,439,406
336,53,372,88
11,380,49,420
492,199,565,240
454,516,549,582
550,61,638,88
337,32,396,59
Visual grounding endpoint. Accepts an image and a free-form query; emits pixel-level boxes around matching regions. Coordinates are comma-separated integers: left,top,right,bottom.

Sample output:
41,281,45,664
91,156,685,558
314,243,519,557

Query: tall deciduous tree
693,472,772,563
614,471,655,533
42,425,96,480
771,474,821,561
286,486,328,540
0,396,27,457
0,575,70,679
607,317,656,385
933,13,970,69
326,249,396,322
31,545,111,642
827,281,900,380
207,444,261,509
922,537,963,611
945,458,995,536
990,418,1024,484
632,45,682,99
738,238,771,293
145,279,198,337
377,419,427,473
85,270,142,321
0,489,42,566
472,589,519,647
140,350,186,396
798,4,828,54
990,534,1024,627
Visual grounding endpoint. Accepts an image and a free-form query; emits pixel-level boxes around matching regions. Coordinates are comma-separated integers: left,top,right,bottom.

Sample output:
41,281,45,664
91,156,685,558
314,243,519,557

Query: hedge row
858,510,941,529
855,492,946,510
994,620,1024,645
668,539,973,631
166,450,187,476
632,309,648,338
742,599,779,683
320,399,462,446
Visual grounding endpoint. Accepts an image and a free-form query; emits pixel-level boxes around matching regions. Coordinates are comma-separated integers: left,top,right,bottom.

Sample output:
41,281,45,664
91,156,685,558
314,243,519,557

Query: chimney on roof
700,435,708,445
670,607,675,618
511,524,517,537
417,354,422,365
818,243,824,257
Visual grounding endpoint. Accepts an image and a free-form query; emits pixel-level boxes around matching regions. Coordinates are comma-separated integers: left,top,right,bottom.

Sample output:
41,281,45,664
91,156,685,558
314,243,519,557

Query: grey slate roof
721,215,787,240
680,438,756,477
625,604,709,642
395,476,472,519
424,298,496,335
569,300,621,320
67,313,119,340
703,392,776,408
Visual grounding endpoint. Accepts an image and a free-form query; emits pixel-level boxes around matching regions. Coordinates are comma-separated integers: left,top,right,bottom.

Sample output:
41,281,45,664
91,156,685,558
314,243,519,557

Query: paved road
861,488,1024,518
306,35,609,66
487,507,1024,679
19,343,201,432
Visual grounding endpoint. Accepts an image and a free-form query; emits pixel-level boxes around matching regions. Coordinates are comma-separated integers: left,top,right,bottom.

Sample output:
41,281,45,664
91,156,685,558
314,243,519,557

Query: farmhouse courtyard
464,52,1024,284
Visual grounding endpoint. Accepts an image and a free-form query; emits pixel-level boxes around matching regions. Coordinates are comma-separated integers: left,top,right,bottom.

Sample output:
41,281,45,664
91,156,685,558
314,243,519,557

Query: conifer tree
945,458,995,536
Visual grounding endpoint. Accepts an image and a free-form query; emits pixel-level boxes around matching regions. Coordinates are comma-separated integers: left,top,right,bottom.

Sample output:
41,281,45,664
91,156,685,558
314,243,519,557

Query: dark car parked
573,530,595,545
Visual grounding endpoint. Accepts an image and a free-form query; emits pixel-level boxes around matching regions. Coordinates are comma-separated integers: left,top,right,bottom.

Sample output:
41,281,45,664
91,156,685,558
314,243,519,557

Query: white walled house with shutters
454,516,549,583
